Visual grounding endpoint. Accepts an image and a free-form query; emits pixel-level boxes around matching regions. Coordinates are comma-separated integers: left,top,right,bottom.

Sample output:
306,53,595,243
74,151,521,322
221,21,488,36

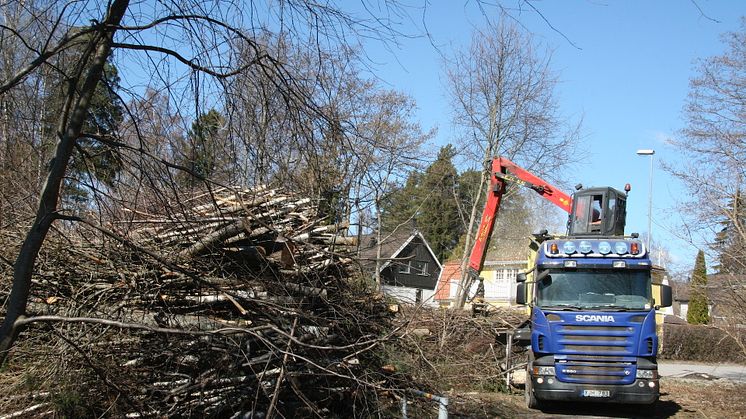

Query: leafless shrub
660,323,746,363
382,306,528,394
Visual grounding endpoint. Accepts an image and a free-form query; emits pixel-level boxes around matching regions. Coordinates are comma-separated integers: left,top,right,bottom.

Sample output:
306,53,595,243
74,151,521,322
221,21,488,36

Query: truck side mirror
516,282,526,305
516,272,527,283
658,284,672,308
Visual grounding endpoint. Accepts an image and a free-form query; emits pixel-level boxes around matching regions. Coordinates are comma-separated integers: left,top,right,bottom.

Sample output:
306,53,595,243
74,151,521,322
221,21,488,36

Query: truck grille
556,324,635,356
540,310,654,385
538,335,546,351
556,357,636,385
554,324,637,384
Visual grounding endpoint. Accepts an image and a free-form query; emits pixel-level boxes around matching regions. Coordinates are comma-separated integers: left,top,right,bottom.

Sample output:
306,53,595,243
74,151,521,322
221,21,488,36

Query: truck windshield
536,269,652,310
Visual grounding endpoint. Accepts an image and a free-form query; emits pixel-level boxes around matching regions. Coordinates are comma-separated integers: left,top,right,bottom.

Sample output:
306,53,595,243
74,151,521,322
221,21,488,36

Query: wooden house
434,258,525,309
359,230,442,306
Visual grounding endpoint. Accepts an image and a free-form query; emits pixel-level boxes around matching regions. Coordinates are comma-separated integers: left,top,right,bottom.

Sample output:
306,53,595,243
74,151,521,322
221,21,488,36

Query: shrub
660,323,746,363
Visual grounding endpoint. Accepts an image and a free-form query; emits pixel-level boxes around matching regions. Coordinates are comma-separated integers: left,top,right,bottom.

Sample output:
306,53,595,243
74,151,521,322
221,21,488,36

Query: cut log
178,218,252,258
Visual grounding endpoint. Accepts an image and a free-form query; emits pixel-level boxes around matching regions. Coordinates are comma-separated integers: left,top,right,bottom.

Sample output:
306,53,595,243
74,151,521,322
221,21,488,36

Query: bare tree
446,19,582,308
666,18,746,355
0,0,130,362
666,18,745,275
353,90,431,287
0,1,436,415
0,0,425,354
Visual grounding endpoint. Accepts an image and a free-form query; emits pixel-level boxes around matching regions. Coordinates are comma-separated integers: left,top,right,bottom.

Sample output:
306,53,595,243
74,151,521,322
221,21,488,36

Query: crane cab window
590,195,603,231
571,194,595,234
569,188,627,237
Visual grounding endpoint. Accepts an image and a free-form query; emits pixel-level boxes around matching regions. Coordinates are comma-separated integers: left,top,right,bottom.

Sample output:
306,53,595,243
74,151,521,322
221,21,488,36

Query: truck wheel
524,373,542,409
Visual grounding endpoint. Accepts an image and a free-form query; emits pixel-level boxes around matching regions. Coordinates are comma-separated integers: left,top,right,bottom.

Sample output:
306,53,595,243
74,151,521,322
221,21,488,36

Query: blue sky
359,1,745,276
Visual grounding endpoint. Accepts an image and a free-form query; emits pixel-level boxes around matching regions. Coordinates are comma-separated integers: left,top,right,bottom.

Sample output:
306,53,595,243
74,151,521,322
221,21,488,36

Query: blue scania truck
465,157,672,408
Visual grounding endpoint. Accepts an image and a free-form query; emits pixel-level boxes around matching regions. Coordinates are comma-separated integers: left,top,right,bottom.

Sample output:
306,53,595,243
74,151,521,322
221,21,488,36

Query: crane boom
467,157,572,277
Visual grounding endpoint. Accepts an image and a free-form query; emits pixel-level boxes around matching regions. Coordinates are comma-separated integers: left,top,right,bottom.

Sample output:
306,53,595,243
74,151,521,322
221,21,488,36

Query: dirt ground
437,377,746,418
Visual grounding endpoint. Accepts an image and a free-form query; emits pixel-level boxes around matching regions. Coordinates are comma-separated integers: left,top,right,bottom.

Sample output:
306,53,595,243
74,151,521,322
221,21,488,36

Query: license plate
582,389,610,398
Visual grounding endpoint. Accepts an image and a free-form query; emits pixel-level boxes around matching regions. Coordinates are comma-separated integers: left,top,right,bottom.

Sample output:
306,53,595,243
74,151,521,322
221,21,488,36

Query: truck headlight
636,369,656,379
533,366,555,376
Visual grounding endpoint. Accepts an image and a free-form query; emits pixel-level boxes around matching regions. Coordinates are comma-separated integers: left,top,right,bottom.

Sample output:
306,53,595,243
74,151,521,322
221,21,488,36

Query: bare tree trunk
374,190,383,291
454,166,490,309
0,0,130,364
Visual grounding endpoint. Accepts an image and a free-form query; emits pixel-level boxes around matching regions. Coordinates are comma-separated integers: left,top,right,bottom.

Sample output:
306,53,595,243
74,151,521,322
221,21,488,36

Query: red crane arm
467,157,572,276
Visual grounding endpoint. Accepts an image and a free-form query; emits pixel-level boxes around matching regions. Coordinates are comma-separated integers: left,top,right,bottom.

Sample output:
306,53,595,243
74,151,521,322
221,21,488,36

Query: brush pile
1,186,398,418
387,306,528,393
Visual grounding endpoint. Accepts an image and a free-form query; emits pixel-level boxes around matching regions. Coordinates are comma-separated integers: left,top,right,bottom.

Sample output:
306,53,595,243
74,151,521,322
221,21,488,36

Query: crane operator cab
568,185,629,237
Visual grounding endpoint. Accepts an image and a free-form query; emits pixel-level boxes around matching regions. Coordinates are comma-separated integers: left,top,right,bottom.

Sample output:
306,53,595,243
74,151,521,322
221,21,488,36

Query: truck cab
517,237,672,407
463,157,672,409
514,184,672,408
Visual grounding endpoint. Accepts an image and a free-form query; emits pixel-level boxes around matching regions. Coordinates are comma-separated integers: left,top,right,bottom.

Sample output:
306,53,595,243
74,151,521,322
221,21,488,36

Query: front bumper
531,375,659,405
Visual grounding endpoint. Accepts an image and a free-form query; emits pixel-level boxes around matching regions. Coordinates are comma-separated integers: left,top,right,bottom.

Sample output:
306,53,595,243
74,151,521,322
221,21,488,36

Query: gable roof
358,229,442,274
672,274,746,302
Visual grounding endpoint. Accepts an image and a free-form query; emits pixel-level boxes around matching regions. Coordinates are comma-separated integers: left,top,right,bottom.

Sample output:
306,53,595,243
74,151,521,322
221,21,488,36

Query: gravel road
658,359,746,382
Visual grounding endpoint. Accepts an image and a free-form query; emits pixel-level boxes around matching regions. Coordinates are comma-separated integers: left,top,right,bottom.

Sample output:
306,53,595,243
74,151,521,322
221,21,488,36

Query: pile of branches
385,306,528,393
1,186,401,418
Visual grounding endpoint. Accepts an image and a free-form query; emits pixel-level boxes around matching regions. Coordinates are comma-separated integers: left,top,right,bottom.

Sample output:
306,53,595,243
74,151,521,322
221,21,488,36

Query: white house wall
382,285,438,307
679,302,689,319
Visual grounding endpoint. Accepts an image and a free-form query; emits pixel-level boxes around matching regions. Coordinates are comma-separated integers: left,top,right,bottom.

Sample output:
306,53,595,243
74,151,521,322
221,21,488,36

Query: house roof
672,274,746,302
358,229,443,274
671,280,690,301
358,229,411,272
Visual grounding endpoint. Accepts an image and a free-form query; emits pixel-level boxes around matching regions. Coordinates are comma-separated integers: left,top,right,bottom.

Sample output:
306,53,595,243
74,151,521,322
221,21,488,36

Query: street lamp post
636,149,655,251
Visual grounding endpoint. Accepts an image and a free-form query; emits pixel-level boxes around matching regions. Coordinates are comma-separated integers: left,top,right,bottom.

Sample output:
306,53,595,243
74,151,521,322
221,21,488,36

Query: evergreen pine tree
712,189,746,274
380,172,422,231
379,145,462,260
43,51,125,204
687,249,710,325
417,145,462,260
177,109,228,186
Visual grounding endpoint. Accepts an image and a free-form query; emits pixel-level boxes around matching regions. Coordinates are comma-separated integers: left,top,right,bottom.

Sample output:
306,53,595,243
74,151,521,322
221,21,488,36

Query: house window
421,262,427,275
398,261,411,274
494,268,517,300
397,260,428,276
417,262,428,276
407,260,427,275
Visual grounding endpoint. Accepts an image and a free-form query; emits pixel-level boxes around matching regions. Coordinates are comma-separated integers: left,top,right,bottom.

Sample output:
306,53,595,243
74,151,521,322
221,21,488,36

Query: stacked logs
129,186,356,257
2,186,398,418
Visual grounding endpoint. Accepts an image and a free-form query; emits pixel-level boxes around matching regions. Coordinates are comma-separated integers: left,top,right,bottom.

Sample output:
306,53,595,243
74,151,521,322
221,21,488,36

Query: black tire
524,370,542,409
